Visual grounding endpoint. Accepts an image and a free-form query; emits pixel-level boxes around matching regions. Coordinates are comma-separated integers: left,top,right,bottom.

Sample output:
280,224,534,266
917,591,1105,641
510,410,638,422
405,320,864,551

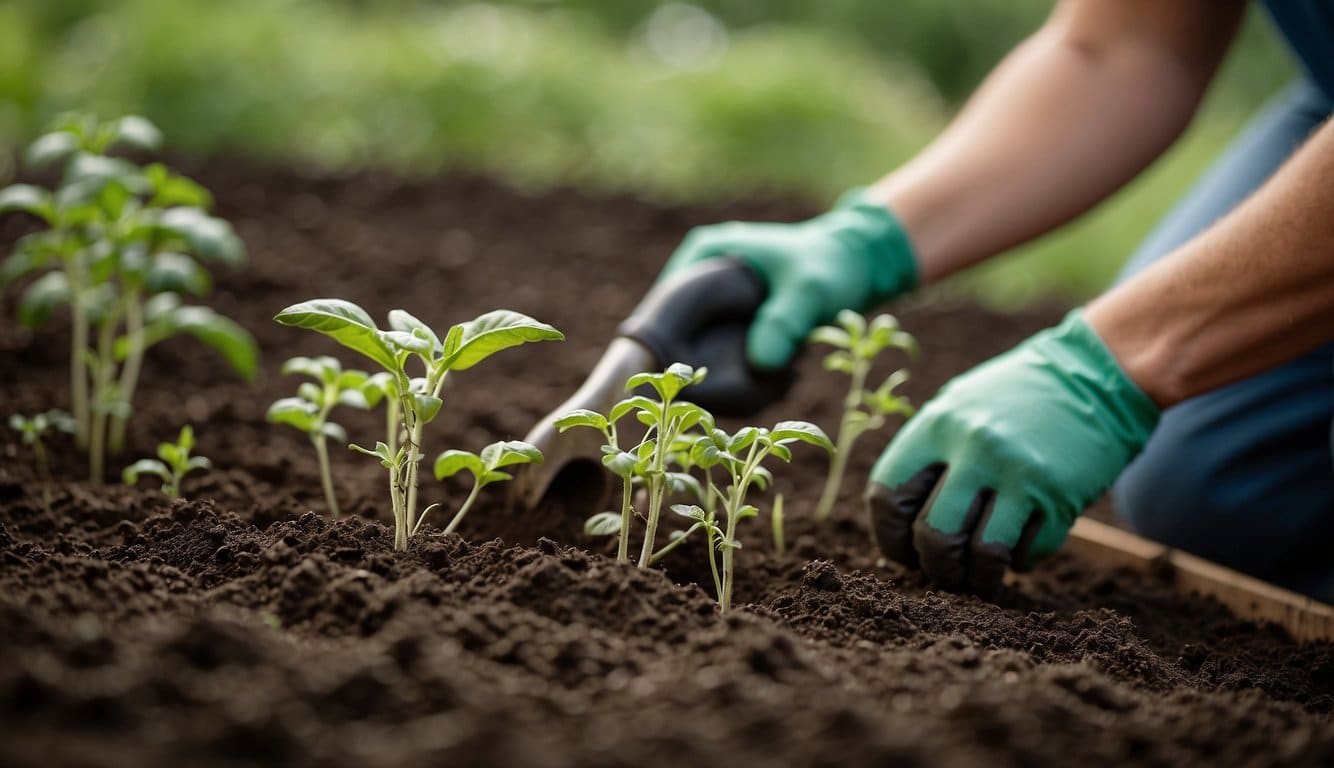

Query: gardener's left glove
866,309,1160,596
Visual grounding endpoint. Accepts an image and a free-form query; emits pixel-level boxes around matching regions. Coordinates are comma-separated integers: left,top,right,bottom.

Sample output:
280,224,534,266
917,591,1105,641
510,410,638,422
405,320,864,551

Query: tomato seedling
429,440,543,535
809,310,915,522
274,300,562,550
686,417,833,611
554,405,641,563
0,113,257,483
267,356,386,516
9,409,76,512
122,425,211,499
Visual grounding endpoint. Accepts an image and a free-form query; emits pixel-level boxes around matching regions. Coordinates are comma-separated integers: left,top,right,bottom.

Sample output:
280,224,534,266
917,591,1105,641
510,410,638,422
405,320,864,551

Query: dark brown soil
1,162,1330,768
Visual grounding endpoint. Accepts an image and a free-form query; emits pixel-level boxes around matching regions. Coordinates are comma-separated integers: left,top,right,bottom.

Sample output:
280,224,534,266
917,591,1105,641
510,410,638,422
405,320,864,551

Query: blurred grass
0,0,1297,305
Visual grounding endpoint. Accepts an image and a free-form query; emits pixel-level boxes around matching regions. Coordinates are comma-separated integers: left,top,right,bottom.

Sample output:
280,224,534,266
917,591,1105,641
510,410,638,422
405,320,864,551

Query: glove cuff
826,188,919,305
1046,309,1161,452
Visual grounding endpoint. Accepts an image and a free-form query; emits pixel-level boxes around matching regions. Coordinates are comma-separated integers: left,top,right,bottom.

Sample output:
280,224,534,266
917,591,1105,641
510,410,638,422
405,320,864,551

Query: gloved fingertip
746,322,797,371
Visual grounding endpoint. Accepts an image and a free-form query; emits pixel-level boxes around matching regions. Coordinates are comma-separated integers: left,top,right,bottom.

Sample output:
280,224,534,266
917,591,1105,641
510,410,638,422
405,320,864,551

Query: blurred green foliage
0,0,1298,304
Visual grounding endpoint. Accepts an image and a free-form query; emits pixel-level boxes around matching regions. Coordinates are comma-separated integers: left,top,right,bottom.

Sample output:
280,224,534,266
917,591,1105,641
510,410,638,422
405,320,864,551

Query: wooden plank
1064,517,1334,644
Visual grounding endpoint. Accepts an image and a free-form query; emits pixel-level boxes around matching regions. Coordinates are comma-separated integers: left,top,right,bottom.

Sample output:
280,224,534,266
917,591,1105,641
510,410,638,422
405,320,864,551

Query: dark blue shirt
1264,1,1334,99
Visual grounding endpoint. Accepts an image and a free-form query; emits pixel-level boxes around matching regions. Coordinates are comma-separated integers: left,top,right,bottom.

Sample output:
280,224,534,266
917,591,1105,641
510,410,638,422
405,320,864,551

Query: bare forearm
1087,117,1334,407
868,1,1241,282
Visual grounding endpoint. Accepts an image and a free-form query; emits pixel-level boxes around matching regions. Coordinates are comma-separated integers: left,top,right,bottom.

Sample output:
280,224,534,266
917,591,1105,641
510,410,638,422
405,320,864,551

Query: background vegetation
0,0,1298,304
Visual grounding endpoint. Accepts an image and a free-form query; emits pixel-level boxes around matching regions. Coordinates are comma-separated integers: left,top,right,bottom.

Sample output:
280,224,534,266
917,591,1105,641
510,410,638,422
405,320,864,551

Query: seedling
687,418,833,611
428,440,543,535
275,300,562,550
809,310,915,522
0,113,257,483
554,406,640,563
9,409,76,512
122,425,211,499
267,356,385,516
771,493,786,556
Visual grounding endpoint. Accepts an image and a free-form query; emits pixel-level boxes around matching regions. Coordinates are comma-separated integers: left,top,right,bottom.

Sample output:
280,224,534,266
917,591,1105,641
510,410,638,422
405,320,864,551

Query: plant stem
720,501,741,613
637,410,677,568
771,493,785,556
108,290,144,456
441,480,482,536
404,415,424,537
617,479,632,563
705,523,723,603
66,260,90,448
389,462,406,550
313,434,340,517
87,315,118,483
648,523,698,565
815,359,868,522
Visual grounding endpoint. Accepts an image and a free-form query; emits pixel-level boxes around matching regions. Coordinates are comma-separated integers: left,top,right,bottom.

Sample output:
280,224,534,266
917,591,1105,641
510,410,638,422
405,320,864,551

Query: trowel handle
617,257,794,417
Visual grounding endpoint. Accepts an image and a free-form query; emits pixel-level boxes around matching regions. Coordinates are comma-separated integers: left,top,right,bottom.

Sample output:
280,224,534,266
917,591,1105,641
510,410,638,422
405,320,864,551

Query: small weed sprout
9,409,76,512
687,418,833,611
267,356,385,516
122,425,210,499
428,440,543,536
0,113,257,483
810,310,916,522
275,300,562,550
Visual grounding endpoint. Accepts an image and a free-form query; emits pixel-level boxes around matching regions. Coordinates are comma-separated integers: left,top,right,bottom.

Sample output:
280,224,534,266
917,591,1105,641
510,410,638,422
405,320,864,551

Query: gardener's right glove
659,190,918,370
866,310,1160,596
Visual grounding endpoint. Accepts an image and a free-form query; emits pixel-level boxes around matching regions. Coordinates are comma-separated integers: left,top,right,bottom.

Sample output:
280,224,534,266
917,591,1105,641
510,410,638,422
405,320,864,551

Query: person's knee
1112,434,1217,548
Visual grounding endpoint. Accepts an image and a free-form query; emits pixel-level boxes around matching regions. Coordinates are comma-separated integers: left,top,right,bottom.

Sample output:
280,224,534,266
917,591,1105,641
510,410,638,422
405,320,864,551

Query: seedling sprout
122,425,211,499
267,356,385,516
9,409,76,512
275,299,562,550
809,310,915,522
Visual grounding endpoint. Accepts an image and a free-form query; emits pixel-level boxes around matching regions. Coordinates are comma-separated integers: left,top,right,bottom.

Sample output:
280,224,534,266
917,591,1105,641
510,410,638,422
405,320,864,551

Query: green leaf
0,184,55,223
386,309,441,353
728,427,760,454
822,350,856,374
266,397,319,433
282,355,337,381
836,309,867,339
185,455,212,472
2,235,57,286
611,395,658,423
18,271,71,329
335,369,368,389
736,504,760,520
480,440,544,470
318,422,348,443
412,393,443,423
177,425,196,452
111,115,163,151
664,471,703,502
161,306,259,380
337,389,371,409
145,252,211,296
584,511,622,537
123,458,169,485
553,409,609,433
750,466,773,491
602,451,639,479
64,152,143,190
24,131,79,169
434,450,484,481
767,443,793,463
809,325,852,349
627,362,701,402
666,401,707,432
442,309,563,371
157,207,244,265
670,503,707,522
769,421,835,454
351,440,397,466
144,163,212,208
275,299,399,372
383,330,433,354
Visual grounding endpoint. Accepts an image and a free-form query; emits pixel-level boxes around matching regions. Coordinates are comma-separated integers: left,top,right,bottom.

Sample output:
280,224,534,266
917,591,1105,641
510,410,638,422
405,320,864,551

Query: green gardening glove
660,191,918,370
866,309,1160,596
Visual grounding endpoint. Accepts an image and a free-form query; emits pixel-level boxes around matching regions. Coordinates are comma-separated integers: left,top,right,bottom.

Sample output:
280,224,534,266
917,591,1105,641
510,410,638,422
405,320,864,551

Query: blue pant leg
1111,81,1334,601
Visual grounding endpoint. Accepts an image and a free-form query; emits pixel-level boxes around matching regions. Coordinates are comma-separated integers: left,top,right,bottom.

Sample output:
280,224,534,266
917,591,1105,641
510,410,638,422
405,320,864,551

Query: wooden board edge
1065,518,1334,644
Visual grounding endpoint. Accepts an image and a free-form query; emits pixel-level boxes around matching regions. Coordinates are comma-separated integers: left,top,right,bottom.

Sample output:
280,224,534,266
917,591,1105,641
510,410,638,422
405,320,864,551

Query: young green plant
267,356,385,516
274,300,562,550
688,419,833,611
122,425,211,499
9,409,76,512
0,113,257,482
429,440,543,536
553,405,641,563
809,310,916,522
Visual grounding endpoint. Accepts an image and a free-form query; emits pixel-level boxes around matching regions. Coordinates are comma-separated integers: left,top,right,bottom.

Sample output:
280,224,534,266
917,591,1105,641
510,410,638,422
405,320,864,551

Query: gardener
659,1,1334,601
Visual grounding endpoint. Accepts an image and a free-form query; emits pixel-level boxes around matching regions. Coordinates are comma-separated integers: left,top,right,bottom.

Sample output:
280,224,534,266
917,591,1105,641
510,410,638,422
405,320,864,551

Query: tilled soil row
1,162,1330,767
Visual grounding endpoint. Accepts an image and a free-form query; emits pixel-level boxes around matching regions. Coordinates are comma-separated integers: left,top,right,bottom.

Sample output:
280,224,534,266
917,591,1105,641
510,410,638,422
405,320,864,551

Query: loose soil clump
2,162,1331,767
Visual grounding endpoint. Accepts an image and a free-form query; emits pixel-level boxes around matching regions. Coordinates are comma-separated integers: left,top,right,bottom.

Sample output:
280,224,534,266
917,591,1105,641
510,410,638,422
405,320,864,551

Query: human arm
868,116,1334,595
663,0,1244,367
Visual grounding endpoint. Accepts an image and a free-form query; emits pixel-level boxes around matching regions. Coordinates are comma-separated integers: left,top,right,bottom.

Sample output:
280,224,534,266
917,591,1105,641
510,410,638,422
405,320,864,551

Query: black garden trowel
511,258,793,516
